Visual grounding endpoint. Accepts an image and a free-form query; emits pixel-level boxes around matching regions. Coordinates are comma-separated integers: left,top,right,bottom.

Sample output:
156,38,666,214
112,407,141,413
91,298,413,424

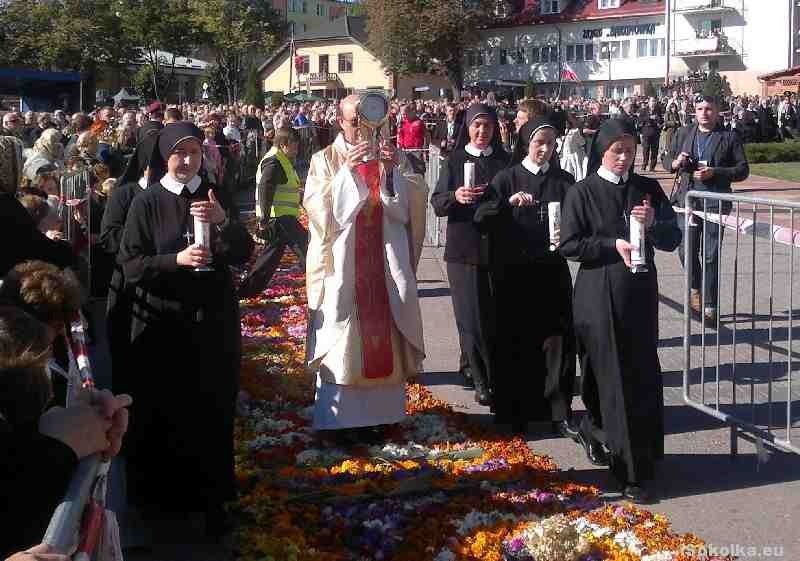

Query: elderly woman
22,129,64,181
560,119,681,503
431,103,509,405
0,136,72,276
118,122,253,535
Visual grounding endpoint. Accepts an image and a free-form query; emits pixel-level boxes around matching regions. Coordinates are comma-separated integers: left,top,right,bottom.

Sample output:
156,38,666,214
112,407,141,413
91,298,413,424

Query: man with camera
663,95,749,324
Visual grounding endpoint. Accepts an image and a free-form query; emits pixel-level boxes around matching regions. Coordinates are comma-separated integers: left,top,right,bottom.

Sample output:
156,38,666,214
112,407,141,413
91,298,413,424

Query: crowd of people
0,84,755,557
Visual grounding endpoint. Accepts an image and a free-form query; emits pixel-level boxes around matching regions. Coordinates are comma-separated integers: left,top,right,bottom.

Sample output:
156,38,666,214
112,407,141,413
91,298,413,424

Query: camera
680,155,699,173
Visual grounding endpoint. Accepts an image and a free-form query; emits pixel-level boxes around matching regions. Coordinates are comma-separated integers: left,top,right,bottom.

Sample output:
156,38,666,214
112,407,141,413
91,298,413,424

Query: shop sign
582,23,657,40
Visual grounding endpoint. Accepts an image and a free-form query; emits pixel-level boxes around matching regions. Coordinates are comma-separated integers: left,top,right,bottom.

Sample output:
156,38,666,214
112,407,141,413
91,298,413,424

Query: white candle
463,161,475,189
629,216,648,273
548,202,561,251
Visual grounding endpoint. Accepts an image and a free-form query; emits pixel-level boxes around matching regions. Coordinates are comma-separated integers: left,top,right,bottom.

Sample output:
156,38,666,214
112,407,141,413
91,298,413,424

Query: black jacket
638,108,663,138
662,124,749,207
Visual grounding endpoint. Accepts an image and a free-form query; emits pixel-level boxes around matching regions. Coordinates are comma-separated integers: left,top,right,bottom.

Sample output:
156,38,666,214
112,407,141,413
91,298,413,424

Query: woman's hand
509,192,535,207
615,238,633,267
5,544,70,561
630,198,655,228
455,185,486,205
177,244,211,268
190,190,225,224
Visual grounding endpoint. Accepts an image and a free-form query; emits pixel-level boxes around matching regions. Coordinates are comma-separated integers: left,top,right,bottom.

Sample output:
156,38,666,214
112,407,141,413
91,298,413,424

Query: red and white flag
561,64,580,82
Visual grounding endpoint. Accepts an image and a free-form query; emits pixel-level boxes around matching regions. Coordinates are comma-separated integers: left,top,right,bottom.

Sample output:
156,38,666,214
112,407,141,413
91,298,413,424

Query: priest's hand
177,244,212,268
190,190,226,224
631,198,655,228
6,544,71,561
615,238,633,267
509,192,535,207
345,141,372,169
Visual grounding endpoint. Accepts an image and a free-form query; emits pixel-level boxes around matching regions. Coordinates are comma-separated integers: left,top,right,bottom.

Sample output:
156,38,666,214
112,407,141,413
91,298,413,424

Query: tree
117,0,203,101
191,0,285,105
365,0,494,96
243,64,265,107
643,80,658,99
702,71,733,107
524,78,536,99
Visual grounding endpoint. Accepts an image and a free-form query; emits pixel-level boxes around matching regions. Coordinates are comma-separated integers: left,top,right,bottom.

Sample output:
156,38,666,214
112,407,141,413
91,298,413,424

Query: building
270,0,362,33
465,0,800,98
758,66,800,97
258,16,452,100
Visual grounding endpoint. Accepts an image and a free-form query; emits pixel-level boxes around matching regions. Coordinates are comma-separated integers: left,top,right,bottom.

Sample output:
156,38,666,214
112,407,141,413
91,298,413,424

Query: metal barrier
682,190,800,456
423,145,445,247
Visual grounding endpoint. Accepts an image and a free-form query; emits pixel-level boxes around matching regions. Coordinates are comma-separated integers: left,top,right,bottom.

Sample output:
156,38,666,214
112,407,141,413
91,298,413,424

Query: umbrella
286,92,326,102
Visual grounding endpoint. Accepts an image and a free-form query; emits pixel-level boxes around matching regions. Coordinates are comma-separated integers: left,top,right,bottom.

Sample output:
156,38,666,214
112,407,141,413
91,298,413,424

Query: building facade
465,0,799,98
259,16,452,100
270,0,361,33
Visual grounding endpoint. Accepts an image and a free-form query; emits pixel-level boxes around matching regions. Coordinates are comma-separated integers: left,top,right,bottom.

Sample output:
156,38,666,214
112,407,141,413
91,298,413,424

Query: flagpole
289,22,295,94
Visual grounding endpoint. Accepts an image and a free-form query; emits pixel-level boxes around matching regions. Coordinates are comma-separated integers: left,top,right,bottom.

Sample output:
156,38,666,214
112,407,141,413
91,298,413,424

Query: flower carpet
233,247,727,561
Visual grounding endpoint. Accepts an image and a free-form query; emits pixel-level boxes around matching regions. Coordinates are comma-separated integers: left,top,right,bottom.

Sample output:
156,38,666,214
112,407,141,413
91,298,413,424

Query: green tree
117,0,203,101
191,0,285,105
524,78,536,99
643,80,658,99
702,71,732,106
243,64,265,107
365,0,494,96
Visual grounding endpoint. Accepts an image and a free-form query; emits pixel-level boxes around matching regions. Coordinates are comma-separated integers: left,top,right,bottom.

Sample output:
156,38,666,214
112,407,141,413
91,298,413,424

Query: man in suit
663,95,749,324
638,97,663,172
432,103,461,154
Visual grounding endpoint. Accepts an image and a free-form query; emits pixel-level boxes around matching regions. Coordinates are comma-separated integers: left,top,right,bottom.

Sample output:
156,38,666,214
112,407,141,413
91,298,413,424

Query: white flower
254,417,295,433
369,441,429,460
641,553,675,561
295,449,321,465
614,530,644,556
433,549,456,561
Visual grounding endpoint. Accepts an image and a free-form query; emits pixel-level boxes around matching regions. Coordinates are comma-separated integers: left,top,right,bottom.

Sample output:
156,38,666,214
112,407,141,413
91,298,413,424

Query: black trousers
641,135,659,170
238,215,308,298
446,261,494,394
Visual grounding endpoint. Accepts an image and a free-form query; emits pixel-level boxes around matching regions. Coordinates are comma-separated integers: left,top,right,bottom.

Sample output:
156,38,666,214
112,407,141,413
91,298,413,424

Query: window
637,38,648,57
637,38,666,57
499,48,508,65
338,52,353,72
584,43,594,60
601,41,620,60
698,19,722,38
566,45,575,62
575,43,584,61
316,2,326,16
598,0,620,8
541,0,559,14
620,40,630,59
319,54,329,74
539,45,558,63
530,47,540,63
512,48,526,64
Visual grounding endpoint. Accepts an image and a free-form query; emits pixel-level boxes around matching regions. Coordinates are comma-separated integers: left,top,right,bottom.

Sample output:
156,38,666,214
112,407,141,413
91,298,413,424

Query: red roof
501,0,665,27
758,66,800,81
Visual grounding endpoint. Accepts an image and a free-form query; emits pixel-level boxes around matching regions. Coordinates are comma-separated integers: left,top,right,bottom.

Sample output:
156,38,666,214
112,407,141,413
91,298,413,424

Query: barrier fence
423,145,445,248
682,190,800,457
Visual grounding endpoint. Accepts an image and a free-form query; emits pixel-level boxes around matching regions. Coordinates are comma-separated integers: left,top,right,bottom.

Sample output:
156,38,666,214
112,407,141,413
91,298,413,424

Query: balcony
673,0,739,14
673,34,740,57
297,72,341,86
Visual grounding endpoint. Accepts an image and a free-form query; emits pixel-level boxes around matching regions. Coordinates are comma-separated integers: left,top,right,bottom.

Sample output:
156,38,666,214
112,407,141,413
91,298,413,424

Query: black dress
559,171,681,485
430,147,509,395
118,179,253,511
479,163,576,426
99,180,145,400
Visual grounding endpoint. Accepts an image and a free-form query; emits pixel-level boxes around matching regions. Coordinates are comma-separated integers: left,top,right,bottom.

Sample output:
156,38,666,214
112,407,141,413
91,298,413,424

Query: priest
559,119,681,503
304,95,427,439
118,122,253,534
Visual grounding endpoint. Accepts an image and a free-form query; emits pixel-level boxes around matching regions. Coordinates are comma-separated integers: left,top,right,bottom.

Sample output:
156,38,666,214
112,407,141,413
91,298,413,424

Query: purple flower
508,537,525,553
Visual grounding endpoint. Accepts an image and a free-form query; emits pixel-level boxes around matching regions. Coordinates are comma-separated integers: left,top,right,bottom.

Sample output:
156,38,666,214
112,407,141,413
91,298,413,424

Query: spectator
638,97,662,172
22,129,64,182
757,98,778,142
397,105,426,151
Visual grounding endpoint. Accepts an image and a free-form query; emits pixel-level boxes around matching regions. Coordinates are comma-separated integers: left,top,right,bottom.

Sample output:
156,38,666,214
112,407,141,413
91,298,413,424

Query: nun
100,131,157,401
559,119,681,503
430,104,509,405
475,117,578,436
118,122,253,534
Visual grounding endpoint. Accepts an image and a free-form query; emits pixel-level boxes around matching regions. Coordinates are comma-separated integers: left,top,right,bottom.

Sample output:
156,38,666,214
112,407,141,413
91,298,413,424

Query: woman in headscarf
100,131,157,404
0,136,73,276
118,122,253,535
560,119,681,503
22,128,64,181
475,116,578,436
430,103,509,405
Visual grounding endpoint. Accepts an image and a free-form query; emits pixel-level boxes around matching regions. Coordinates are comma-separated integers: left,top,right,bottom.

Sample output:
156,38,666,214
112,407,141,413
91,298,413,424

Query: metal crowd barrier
423,145,445,248
682,190,800,456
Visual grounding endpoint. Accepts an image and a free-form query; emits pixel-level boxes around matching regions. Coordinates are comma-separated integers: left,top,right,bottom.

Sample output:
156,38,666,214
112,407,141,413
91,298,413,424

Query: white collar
160,173,201,195
465,143,493,158
597,165,629,185
522,157,549,176
138,176,148,189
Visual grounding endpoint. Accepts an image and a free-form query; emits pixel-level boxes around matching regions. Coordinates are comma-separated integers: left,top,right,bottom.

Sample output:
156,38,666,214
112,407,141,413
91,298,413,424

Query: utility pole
556,25,563,99
665,0,671,87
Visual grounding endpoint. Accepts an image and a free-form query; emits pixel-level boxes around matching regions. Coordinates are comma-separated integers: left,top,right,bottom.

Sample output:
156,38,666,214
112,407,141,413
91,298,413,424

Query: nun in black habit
559,119,681,503
430,104,509,405
118,122,253,532
475,117,577,435
100,131,156,400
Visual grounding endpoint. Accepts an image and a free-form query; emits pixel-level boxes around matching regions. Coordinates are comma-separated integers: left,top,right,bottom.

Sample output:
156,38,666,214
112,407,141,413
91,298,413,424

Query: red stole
353,159,394,379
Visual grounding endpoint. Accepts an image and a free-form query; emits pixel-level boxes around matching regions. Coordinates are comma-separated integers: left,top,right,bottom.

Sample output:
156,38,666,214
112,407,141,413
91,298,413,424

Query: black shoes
622,483,654,504
474,389,492,406
461,368,475,389
553,419,581,443
577,429,609,466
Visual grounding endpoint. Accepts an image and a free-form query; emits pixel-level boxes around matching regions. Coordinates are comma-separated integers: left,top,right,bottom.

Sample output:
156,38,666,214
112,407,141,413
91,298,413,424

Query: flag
561,65,580,82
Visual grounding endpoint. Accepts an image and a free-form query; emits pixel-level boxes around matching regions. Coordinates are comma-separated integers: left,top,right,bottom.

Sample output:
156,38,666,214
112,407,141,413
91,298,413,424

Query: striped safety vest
255,146,301,219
